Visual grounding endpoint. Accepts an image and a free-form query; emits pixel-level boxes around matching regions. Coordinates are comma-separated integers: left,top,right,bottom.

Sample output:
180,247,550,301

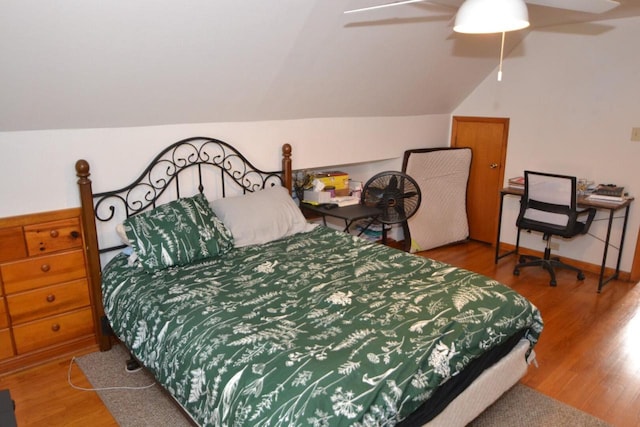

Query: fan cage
361,171,421,224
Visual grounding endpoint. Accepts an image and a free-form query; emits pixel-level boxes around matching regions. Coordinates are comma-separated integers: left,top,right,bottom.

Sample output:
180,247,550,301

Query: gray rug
75,344,611,427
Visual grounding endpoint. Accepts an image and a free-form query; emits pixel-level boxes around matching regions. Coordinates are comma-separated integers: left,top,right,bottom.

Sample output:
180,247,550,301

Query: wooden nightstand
0,208,98,373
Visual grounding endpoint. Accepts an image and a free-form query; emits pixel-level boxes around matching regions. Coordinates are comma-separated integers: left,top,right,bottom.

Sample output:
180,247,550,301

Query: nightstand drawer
1,250,86,294
13,308,94,354
24,218,82,256
7,279,90,325
0,329,14,360
0,298,8,329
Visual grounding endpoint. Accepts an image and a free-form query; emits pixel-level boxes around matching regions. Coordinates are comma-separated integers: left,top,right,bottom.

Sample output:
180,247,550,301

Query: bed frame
75,137,292,351
74,137,532,426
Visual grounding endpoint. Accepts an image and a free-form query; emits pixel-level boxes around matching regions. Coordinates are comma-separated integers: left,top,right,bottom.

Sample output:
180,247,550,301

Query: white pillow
210,186,312,248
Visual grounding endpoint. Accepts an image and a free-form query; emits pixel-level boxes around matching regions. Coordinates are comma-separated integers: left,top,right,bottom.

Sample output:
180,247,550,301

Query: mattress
404,148,472,252
102,226,543,426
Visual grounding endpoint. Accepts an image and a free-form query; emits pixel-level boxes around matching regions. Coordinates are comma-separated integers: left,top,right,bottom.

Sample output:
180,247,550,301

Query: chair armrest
577,207,596,233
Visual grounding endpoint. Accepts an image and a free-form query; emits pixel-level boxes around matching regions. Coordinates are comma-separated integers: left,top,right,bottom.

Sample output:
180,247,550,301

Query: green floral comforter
102,226,543,427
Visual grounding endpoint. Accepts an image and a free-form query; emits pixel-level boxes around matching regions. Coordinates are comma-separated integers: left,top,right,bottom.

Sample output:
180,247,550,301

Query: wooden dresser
0,208,98,373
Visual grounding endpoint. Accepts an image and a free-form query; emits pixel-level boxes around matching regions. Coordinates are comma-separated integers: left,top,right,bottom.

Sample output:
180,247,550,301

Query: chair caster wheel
513,268,520,276
577,272,585,280
550,280,557,287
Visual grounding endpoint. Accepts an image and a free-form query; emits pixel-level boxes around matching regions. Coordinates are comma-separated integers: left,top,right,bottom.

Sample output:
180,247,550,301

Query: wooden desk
495,187,634,292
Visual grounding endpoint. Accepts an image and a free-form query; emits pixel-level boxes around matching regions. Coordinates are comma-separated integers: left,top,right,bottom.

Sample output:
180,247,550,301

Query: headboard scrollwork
94,138,288,220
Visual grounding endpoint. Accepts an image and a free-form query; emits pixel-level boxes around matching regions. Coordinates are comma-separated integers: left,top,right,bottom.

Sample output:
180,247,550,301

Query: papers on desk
586,194,627,204
586,184,626,203
329,196,360,207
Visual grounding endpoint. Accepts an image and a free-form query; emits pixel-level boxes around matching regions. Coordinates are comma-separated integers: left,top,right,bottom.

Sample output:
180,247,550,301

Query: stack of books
586,185,626,203
508,176,525,190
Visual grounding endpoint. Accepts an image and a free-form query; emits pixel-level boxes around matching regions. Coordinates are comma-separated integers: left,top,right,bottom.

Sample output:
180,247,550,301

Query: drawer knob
50,229,59,238
51,323,60,332
46,294,56,303
41,264,51,272
70,231,80,239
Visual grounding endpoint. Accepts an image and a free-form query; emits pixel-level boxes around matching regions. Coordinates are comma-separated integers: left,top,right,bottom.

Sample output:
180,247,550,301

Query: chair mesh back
522,172,575,227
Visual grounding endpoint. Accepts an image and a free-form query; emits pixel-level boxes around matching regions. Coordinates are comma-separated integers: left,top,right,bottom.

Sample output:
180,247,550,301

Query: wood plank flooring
1,240,639,427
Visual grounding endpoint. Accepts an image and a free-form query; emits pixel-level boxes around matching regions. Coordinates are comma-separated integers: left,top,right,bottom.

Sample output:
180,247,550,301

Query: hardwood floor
1,240,639,426
420,241,640,427
0,349,116,426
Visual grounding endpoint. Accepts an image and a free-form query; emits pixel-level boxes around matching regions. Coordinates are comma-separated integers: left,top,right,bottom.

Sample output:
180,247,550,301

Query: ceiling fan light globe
453,0,530,34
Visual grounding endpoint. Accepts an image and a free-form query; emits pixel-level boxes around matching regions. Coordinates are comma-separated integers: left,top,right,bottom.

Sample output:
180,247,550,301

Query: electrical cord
67,356,156,392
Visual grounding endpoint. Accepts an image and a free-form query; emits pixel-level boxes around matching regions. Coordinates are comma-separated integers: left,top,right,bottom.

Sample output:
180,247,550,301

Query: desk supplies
587,184,626,203
314,171,350,196
593,184,624,197
329,195,360,207
508,176,525,189
302,190,331,205
586,194,626,204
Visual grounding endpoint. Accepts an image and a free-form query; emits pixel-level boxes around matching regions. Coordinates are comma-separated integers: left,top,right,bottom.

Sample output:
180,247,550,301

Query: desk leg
495,192,518,263
597,204,630,293
354,217,378,237
494,193,505,263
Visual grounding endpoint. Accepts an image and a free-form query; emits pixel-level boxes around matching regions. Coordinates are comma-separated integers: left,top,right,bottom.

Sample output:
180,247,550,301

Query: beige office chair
513,171,596,286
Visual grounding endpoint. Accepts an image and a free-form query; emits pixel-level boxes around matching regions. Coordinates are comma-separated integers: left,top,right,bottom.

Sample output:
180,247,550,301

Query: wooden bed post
75,160,112,351
282,143,292,194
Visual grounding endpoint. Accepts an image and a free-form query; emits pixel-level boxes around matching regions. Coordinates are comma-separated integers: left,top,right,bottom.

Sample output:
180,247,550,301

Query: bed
75,137,543,426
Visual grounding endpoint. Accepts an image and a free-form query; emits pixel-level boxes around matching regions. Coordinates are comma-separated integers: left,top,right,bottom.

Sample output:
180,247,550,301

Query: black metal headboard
78,137,292,254
75,137,292,350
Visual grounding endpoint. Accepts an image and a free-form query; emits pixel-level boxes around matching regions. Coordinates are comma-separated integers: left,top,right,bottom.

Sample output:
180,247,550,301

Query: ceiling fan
344,0,621,18
344,0,620,80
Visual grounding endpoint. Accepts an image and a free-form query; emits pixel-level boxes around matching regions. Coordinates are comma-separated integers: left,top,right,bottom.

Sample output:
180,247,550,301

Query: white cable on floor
67,356,156,391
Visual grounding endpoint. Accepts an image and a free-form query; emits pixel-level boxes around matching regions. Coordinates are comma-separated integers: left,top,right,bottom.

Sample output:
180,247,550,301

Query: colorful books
508,176,525,189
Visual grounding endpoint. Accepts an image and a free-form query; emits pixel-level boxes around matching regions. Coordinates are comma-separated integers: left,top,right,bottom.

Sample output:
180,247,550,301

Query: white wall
455,16,640,271
0,114,450,219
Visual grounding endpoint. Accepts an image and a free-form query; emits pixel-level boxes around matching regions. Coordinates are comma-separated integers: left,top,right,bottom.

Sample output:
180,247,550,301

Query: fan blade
387,175,399,192
367,186,386,197
400,191,419,199
526,0,619,14
344,0,426,14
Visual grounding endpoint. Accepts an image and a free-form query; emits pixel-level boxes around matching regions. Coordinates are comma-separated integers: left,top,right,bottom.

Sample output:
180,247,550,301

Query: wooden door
630,227,640,282
451,116,509,244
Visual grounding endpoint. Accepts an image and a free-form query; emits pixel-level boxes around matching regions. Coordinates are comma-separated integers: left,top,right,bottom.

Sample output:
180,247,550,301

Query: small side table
301,203,383,238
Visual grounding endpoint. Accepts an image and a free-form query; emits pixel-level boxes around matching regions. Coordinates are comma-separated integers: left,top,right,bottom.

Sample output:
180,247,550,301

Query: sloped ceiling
1,0,639,131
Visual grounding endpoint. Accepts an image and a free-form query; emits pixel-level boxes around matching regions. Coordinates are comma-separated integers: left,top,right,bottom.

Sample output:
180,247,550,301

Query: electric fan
361,171,422,237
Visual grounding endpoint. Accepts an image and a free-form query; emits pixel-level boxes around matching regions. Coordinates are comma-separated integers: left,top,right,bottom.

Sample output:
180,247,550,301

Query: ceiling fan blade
526,0,619,14
344,0,427,14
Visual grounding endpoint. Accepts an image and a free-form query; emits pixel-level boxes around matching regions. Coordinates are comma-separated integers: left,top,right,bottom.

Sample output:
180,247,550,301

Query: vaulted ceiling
2,0,639,131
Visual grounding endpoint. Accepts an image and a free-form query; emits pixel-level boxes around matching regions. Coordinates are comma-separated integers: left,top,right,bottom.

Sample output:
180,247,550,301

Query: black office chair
513,171,596,287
